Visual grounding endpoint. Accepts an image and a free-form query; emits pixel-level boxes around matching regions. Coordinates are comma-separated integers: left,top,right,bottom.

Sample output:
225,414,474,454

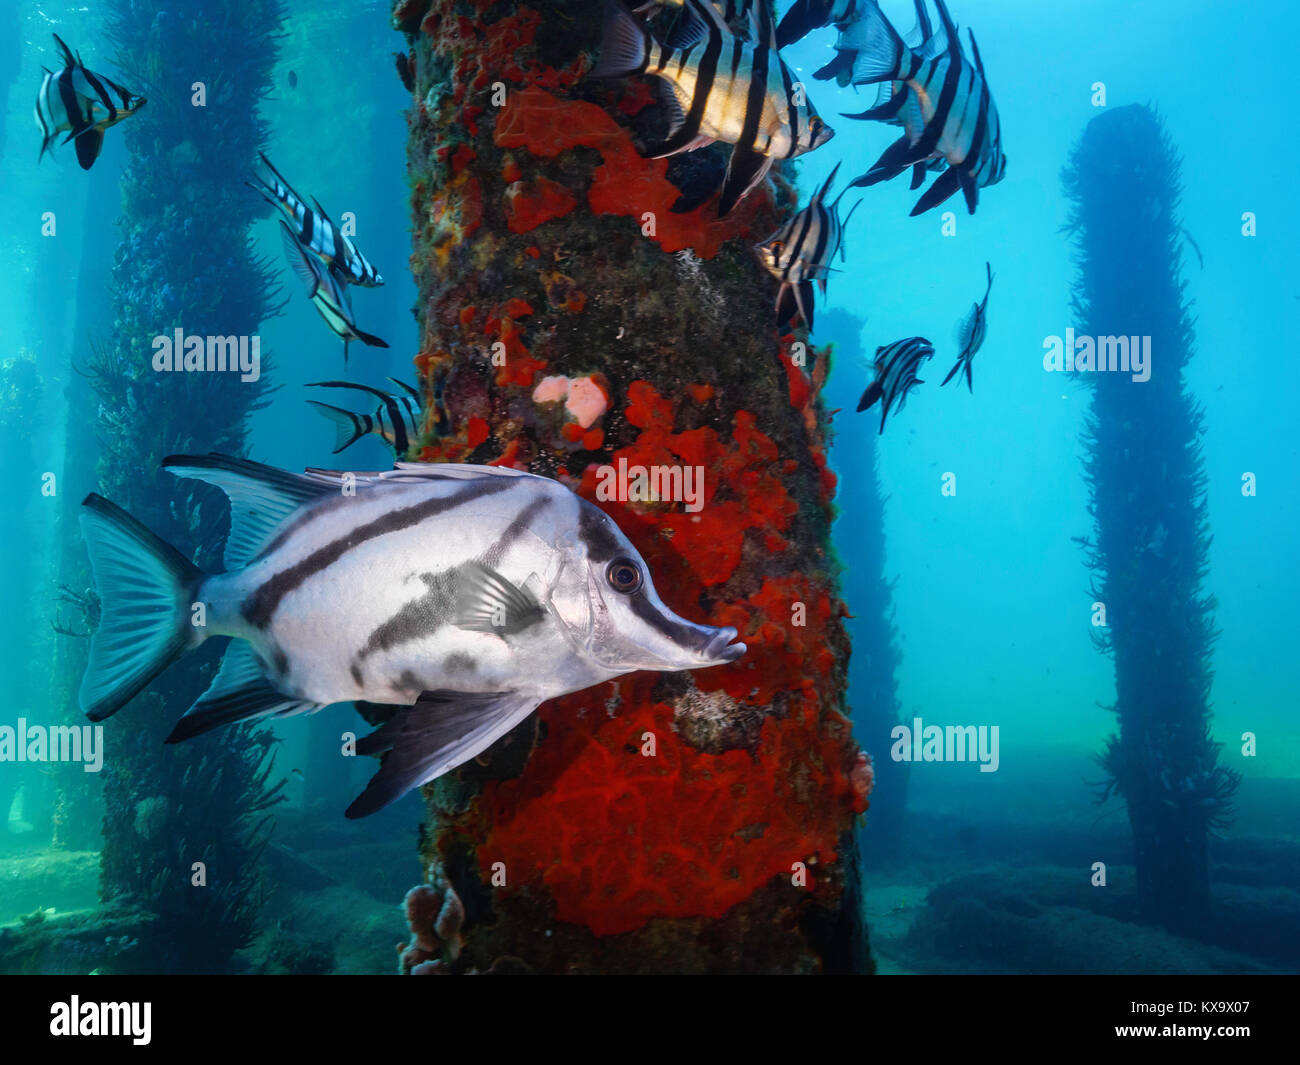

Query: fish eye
770,241,784,255
606,558,643,595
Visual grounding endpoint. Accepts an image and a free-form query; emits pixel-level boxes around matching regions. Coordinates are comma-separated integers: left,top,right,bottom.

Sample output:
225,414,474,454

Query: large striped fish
77,456,746,818
856,336,934,433
754,162,859,330
279,222,388,364
307,378,425,456
34,34,145,170
250,153,384,288
841,0,1006,215
594,0,834,217
941,261,992,391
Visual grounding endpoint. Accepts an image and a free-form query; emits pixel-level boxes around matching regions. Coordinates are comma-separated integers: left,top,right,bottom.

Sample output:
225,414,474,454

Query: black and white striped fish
78,456,746,818
34,34,145,170
279,221,388,364
594,0,834,217
841,0,1006,215
941,260,992,391
250,153,384,288
307,378,424,456
856,336,934,433
754,162,859,330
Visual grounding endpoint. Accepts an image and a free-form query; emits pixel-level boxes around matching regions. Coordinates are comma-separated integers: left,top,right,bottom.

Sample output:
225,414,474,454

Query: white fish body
78,458,745,817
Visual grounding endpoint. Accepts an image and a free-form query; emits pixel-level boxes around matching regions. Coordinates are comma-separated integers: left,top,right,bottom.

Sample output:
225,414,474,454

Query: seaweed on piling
1063,104,1238,930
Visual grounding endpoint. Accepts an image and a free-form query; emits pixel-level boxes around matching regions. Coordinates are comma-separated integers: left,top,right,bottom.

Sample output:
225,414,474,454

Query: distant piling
1063,104,1237,929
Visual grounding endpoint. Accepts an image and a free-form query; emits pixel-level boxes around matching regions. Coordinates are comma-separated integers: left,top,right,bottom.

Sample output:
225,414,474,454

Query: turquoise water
0,0,1295,974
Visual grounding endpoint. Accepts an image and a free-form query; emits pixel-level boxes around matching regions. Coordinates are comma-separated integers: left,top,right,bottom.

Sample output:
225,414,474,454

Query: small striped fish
78,456,745,817
856,336,934,433
306,378,424,456
841,0,1006,216
250,153,384,288
594,0,834,217
754,162,859,330
34,34,145,170
942,261,993,391
279,221,388,364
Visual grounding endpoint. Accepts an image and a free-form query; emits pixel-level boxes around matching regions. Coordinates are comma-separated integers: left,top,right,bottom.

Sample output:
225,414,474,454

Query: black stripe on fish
242,478,515,629
477,497,551,569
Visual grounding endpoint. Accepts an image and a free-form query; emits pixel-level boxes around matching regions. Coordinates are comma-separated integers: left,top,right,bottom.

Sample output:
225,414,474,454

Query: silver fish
250,153,384,288
279,221,388,364
942,261,993,391
34,34,145,170
841,0,1006,215
754,161,859,330
306,378,424,456
78,457,746,817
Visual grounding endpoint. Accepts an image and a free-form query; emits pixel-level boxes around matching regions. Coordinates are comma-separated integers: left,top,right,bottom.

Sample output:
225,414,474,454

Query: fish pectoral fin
452,562,546,635
167,639,320,743
278,220,321,295
346,690,540,819
717,145,773,219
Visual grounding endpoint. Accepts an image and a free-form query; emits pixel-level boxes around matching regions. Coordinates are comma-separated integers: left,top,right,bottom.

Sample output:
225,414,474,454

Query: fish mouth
701,626,747,664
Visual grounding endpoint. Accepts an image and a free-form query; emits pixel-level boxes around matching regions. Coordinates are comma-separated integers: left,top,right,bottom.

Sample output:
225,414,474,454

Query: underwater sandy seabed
3,746,1296,974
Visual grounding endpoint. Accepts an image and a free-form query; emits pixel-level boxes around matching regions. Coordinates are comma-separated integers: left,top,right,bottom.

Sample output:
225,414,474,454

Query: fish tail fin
78,494,205,721
844,1,910,84
307,400,369,454
591,0,652,79
940,358,961,387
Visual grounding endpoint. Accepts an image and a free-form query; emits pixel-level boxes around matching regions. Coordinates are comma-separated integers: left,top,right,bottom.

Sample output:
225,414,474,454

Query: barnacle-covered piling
393,0,869,972
1064,105,1237,930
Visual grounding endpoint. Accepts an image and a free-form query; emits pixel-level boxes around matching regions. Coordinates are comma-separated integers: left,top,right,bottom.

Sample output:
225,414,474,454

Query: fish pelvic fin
167,640,321,743
346,690,541,818
78,494,205,721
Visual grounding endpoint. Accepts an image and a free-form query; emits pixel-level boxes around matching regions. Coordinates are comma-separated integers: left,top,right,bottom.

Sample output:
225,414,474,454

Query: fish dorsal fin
307,379,392,401
258,152,308,205
52,33,76,68
279,221,320,295
310,194,336,227
388,377,422,401
813,160,841,205
967,27,985,74
161,453,340,569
